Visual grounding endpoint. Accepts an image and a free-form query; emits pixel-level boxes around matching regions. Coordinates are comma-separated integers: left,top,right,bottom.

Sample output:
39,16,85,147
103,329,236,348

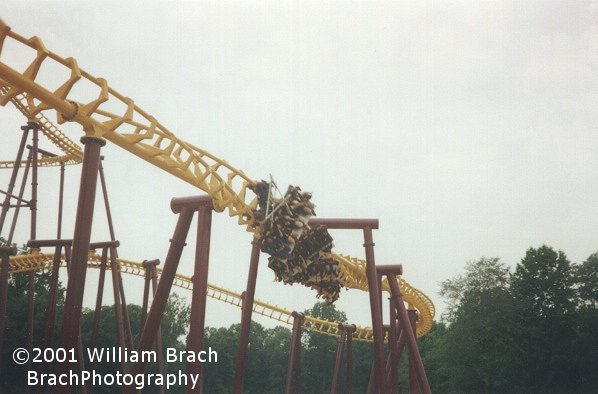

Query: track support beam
233,238,262,393
186,197,213,393
58,136,105,391
307,218,386,393
285,311,304,394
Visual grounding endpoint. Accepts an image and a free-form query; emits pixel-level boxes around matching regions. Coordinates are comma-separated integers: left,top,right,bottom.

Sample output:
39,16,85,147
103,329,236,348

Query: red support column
58,136,105,387
307,218,384,393
387,305,398,391
27,239,72,350
367,361,376,394
26,270,35,372
331,326,347,394
285,311,304,394
387,273,431,394
149,260,165,394
232,239,262,393
110,245,127,373
377,264,403,392
331,323,356,394
29,123,39,241
363,227,386,393
407,309,420,393
0,125,29,233
294,319,303,394
141,260,153,329
89,246,109,352
140,259,165,393
128,196,204,388
186,198,213,393
98,158,134,350
45,245,63,348
87,241,125,373
345,324,356,394
7,150,32,243
57,162,65,238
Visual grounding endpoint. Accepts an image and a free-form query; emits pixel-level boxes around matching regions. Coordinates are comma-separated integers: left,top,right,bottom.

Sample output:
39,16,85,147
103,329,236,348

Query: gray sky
0,1,596,330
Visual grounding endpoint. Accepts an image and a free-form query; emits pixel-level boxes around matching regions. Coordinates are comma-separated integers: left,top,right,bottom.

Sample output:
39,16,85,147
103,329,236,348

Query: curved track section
10,252,379,341
0,82,82,168
0,21,434,337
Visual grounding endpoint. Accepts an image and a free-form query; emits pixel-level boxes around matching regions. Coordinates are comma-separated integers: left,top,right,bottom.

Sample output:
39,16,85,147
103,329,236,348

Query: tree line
0,241,596,392
423,246,597,393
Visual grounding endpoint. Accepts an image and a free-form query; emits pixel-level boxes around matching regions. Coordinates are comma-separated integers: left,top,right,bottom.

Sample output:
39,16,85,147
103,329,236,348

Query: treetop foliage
0,240,595,393
430,245,598,393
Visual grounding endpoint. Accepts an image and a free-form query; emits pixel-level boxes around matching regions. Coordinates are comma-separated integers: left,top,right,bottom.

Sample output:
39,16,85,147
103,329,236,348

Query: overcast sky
0,1,596,330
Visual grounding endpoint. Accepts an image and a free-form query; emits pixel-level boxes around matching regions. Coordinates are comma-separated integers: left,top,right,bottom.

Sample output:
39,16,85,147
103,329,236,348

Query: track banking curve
0,20,434,337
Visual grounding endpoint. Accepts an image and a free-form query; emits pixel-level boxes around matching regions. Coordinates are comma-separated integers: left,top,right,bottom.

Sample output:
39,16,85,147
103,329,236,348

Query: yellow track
9,252,376,341
0,84,82,168
0,20,434,337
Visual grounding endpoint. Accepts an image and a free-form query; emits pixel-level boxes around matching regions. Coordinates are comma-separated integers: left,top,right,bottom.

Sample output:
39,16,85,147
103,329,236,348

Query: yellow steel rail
0,82,82,168
0,20,434,337
9,252,377,341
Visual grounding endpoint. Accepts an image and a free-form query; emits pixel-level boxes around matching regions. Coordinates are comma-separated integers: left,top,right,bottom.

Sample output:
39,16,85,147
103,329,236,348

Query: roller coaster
0,19,433,393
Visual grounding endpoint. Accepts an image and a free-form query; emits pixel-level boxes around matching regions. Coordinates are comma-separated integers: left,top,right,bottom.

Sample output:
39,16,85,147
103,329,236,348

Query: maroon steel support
30,123,39,241
117,267,134,350
0,125,29,233
331,327,347,394
142,259,165,394
26,271,35,370
186,198,213,393
232,238,262,393
407,309,420,393
57,162,65,238
395,328,406,366
58,136,105,385
27,240,72,349
387,290,399,392
45,245,63,348
99,159,134,350
141,260,154,328
378,264,403,393
345,324,356,394
306,218,384,393
89,246,109,352
111,247,127,373
7,151,32,243
387,273,431,394
376,272,383,364
367,361,376,394
309,218,386,392
285,311,304,394
363,227,385,393
128,196,201,387
0,246,17,371
308,218,379,229
293,314,303,394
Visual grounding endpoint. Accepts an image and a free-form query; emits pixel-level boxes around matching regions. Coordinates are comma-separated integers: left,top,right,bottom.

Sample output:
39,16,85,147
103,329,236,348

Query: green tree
0,238,66,391
418,321,449,391
78,293,190,393
510,245,579,392
202,325,237,392
511,246,576,317
571,252,598,391
439,257,510,323
301,302,347,393
253,325,291,392
0,269,65,392
437,257,516,393
576,252,598,309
